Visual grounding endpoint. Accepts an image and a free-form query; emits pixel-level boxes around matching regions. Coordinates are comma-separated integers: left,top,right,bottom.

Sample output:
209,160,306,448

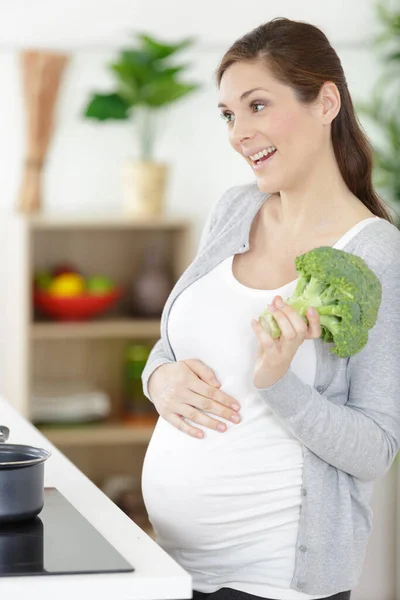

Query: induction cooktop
0,487,135,577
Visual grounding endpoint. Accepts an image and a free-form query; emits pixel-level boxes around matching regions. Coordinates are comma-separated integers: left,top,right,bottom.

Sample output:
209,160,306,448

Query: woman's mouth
252,148,277,170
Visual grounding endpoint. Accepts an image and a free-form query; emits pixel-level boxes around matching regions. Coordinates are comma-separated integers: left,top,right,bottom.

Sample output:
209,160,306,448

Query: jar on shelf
122,342,158,424
129,239,174,317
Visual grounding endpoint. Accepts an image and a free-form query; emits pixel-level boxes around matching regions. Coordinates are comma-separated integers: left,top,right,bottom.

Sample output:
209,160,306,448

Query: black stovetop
0,487,134,577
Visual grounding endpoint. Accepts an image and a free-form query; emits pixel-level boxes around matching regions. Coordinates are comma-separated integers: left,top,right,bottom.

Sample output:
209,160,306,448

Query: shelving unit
4,212,191,416
30,318,161,340
37,421,156,446
3,211,193,532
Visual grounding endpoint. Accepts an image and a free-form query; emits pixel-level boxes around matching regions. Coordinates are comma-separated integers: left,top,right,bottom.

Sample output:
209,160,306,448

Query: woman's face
218,61,327,193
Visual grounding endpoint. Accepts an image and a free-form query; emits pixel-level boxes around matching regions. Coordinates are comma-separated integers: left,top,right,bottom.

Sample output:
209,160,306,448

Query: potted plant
356,0,400,228
83,33,201,216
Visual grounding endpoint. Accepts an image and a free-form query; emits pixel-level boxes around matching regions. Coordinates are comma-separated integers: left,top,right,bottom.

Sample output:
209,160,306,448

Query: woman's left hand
251,295,322,390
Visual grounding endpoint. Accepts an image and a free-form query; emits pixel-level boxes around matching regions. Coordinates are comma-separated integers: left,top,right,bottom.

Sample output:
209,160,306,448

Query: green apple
86,275,115,295
34,271,53,292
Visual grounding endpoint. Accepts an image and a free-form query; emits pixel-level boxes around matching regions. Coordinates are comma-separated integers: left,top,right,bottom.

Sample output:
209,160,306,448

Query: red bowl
34,287,123,321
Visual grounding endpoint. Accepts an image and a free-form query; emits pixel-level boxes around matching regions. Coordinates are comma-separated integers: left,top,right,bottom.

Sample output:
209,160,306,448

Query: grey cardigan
141,182,400,596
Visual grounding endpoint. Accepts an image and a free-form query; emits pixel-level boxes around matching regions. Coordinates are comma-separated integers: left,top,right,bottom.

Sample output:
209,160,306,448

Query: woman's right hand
147,358,241,438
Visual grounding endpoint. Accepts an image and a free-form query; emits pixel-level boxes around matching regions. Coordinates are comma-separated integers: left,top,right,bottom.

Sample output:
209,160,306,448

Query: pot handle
0,426,10,443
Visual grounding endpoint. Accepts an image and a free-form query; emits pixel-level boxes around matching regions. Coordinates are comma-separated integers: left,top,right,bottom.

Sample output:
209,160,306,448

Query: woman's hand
251,294,322,389
147,359,241,438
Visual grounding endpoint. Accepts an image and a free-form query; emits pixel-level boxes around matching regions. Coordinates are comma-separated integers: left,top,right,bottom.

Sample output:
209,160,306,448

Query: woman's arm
141,338,175,400
256,256,400,482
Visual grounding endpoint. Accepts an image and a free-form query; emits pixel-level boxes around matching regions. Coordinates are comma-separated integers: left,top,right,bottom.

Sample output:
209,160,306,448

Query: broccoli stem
288,276,326,317
318,314,341,335
317,304,348,336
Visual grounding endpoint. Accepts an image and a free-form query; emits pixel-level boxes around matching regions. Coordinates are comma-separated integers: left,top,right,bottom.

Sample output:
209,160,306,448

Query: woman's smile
251,147,277,170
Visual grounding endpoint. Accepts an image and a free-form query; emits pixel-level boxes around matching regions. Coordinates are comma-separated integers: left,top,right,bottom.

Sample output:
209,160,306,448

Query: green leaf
83,93,130,120
376,0,400,31
120,49,153,68
387,117,400,151
135,33,195,60
159,64,191,77
112,53,154,86
140,78,201,107
376,0,391,26
109,63,140,103
386,51,400,63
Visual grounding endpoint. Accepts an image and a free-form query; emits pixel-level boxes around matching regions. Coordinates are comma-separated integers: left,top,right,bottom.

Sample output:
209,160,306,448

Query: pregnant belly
141,413,304,551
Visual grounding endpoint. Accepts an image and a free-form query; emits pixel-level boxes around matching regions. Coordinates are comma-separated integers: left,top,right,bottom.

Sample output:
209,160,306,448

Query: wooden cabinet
3,212,193,533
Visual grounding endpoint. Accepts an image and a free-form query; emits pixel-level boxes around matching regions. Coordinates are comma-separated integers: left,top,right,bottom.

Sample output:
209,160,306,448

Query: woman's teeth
249,146,276,162
251,147,277,169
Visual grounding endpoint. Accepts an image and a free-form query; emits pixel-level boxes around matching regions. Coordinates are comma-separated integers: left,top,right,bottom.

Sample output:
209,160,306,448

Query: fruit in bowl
33,270,123,321
34,271,53,292
48,273,86,297
86,276,115,295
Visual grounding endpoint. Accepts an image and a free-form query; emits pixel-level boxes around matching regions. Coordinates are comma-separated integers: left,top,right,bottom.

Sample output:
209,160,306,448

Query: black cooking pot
0,425,51,523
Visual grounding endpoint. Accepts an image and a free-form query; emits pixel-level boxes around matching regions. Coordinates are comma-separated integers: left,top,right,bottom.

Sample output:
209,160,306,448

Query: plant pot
121,159,168,217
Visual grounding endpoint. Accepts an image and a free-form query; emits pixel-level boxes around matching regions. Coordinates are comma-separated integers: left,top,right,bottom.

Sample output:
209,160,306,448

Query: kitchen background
0,1,399,599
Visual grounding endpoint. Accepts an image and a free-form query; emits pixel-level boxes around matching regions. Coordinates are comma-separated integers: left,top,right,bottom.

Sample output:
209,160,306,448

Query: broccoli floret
258,246,382,358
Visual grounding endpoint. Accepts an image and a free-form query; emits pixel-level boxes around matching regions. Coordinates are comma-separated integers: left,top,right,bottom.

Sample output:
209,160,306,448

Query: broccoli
258,246,382,358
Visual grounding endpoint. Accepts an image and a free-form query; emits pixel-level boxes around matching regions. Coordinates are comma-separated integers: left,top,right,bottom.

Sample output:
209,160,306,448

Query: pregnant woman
141,17,400,600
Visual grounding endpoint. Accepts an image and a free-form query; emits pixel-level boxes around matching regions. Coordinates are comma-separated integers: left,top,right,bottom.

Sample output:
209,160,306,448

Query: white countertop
0,397,192,600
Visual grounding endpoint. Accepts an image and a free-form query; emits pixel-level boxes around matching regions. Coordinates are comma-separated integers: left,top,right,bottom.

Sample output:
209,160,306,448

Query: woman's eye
220,112,233,123
219,102,266,123
252,102,265,113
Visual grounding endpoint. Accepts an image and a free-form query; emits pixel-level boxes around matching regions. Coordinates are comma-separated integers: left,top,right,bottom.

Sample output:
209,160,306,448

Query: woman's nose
230,118,257,146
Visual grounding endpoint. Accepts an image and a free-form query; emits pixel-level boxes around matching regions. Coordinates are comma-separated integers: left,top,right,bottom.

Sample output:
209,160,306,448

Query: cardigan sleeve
255,256,400,482
141,187,235,401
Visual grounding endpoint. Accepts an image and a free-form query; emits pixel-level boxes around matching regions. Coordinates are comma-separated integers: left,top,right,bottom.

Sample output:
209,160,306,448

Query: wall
0,0,389,228
0,1,397,599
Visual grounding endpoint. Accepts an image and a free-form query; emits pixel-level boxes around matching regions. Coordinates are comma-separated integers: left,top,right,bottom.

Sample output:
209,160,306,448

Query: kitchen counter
0,396,192,600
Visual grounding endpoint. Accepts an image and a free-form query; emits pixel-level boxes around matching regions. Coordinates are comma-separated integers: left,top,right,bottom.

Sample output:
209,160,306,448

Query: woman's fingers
161,376,242,437
268,300,304,340
270,296,321,340
175,396,232,432
304,307,322,339
168,412,205,439
190,379,241,415
167,400,232,439
173,387,240,428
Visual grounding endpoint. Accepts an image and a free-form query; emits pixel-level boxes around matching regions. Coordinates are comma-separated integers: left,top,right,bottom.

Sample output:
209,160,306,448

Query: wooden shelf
37,421,157,446
25,213,191,230
30,318,161,340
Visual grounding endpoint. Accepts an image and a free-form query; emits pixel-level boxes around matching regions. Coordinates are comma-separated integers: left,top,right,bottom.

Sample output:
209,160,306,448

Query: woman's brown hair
214,17,397,225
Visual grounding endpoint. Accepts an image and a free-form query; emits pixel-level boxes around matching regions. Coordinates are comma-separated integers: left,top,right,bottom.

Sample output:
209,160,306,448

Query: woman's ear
319,81,341,124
